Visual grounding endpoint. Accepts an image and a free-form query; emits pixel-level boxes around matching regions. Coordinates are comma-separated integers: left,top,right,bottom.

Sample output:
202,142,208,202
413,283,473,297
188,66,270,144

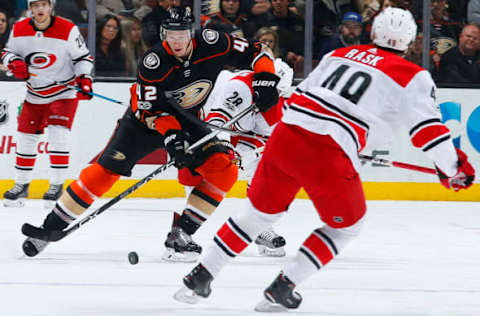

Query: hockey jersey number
321,64,372,104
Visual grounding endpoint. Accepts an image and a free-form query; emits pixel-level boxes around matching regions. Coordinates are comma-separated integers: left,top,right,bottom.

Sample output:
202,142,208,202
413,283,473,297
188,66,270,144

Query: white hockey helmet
27,0,55,7
371,7,417,51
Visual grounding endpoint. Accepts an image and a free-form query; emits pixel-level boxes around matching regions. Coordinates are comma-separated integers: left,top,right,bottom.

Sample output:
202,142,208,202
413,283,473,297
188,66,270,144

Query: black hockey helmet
160,6,195,41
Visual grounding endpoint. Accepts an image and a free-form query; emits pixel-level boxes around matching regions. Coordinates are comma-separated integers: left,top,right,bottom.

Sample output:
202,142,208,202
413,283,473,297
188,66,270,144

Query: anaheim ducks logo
111,150,126,161
25,52,57,69
166,80,212,109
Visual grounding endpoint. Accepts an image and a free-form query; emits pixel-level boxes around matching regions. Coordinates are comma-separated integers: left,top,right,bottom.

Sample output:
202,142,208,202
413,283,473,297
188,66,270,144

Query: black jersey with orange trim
131,28,270,135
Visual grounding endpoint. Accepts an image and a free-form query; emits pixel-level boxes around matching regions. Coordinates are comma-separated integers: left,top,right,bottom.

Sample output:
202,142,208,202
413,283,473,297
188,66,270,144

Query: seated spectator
415,0,462,78
55,0,88,26
313,0,360,42
96,0,153,22
317,11,366,61
0,0,15,20
0,8,10,52
263,0,305,68
204,0,257,38
438,23,480,84
254,27,293,96
142,0,180,48
95,14,127,77
122,17,146,76
468,0,480,25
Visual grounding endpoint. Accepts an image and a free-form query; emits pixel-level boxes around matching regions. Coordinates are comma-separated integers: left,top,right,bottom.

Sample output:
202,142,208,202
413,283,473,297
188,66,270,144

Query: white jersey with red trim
284,44,458,176
1,17,93,104
204,69,284,177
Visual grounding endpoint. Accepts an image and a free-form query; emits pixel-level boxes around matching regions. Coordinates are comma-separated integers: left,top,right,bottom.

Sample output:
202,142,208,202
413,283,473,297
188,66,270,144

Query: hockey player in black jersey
21,6,281,259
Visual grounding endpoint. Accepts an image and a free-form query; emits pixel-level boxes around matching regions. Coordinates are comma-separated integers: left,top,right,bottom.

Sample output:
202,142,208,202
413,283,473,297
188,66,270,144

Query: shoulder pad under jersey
137,44,173,84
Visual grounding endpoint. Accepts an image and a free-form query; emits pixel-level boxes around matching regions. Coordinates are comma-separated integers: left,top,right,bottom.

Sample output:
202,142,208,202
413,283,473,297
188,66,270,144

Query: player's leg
175,122,299,301
163,146,238,262
43,98,79,208
240,146,287,257
22,111,164,256
257,130,367,311
3,101,44,207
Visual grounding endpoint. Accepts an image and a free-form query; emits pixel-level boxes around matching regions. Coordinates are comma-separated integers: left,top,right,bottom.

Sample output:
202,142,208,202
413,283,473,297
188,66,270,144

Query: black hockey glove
252,72,280,112
164,130,191,168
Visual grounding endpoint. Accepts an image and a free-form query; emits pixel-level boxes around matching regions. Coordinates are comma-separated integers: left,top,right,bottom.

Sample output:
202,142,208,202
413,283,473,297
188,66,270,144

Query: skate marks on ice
0,199,479,315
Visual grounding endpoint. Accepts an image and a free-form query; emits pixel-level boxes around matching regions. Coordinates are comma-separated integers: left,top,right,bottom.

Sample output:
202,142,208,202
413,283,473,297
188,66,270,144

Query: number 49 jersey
284,44,458,175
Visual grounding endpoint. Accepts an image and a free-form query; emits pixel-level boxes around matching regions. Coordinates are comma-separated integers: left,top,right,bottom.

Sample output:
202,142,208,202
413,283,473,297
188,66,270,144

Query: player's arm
67,25,94,99
1,28,29,80
220,33,280,112
404,71,475,190
205,75,254,132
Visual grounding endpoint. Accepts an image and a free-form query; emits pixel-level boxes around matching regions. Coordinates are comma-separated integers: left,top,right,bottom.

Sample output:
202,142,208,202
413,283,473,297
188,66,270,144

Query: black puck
128,251,139,265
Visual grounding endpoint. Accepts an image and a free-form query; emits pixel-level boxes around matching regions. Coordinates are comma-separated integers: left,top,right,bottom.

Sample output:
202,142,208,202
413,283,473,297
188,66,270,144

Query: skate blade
258,245,286,257
43,200,56,209
254,298,288,313
3,198,26,208
173,286,202,304
161,248,199,263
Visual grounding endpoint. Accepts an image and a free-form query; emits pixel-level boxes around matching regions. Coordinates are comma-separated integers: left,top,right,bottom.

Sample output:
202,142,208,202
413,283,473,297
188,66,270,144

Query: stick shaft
359,155,437,175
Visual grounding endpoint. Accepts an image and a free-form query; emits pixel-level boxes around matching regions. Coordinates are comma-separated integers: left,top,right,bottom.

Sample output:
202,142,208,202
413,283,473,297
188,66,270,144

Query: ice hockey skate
22,236,49,257
255,272,302,312
174,263,213,304
255,227,286,257
162,226,202,262
42,184,63,209
3,183,29,207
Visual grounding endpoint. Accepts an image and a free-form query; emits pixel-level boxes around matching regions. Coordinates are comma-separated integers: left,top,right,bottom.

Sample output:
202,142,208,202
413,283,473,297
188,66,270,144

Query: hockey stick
21,105,256,242
54,80,126,106
55,81,268,141
359,154,437,175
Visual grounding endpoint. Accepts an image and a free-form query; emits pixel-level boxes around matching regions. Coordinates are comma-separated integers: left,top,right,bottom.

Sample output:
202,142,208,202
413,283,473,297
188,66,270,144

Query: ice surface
1,198,479,316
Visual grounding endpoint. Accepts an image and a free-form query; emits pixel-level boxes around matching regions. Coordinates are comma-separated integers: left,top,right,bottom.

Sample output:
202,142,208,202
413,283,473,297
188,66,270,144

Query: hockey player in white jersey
204,60,293,257
175,8,476,311
1,0,93,208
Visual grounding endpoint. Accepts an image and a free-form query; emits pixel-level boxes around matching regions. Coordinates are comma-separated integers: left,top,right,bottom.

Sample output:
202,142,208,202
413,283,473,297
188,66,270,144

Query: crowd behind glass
1,0,479,85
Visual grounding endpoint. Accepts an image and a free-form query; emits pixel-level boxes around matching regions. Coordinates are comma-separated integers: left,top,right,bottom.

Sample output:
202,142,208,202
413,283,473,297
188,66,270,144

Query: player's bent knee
320,217,365,253
78,163,120,197
199,153,238,192
231,198,284,238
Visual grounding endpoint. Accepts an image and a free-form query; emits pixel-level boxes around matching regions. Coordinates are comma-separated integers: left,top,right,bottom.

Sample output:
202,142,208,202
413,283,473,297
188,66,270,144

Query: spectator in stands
0,0,15,20
204,0,257,38
264,0,305,72
95,14,127,77
313,0,361,43
317,11,366,60
55,0,88,26
254,26,293,95
468,0,480,25
96,0,153,23
122,17,146,76
141,0,179,48
414,0,462,79
0,8,10,52
438,23,480,84
254,27,281,57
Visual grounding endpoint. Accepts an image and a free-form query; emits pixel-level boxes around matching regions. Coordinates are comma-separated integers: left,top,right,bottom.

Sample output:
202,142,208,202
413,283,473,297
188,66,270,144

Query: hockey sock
177,207,208,235
53,163,120,217
47,125,70,185
201,198,282,277
14,132,41,184
43,208,71,230
282,219,364,286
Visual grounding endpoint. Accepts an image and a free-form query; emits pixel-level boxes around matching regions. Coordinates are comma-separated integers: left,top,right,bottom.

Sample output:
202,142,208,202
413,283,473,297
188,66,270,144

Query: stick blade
21,223,66,241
